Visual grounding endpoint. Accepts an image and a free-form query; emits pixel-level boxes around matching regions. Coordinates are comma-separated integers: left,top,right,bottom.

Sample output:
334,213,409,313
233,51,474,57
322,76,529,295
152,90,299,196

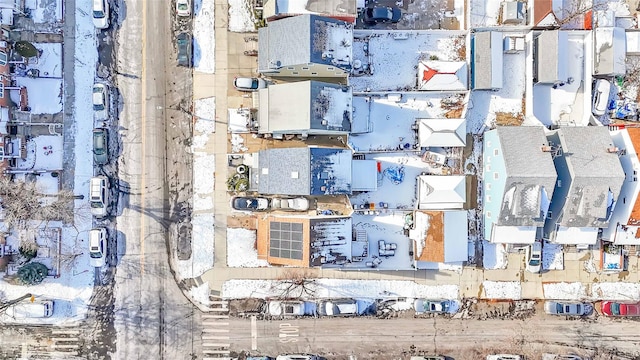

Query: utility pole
0,293,33,312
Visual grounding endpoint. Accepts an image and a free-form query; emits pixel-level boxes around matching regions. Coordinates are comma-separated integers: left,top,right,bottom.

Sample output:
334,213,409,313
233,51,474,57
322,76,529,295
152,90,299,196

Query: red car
601,301,640,316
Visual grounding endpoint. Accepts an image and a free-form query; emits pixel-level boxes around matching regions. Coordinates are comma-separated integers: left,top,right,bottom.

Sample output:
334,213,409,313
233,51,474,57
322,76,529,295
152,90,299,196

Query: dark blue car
363,5,402,24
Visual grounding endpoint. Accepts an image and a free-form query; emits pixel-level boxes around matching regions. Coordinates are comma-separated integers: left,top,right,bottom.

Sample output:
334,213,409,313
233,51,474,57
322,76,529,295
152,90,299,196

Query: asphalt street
112,0,198,358
227,315,640,360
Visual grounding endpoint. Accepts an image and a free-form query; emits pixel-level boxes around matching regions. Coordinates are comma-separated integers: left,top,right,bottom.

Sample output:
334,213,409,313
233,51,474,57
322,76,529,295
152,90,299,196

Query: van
89,228,107,267
5,300,54,318
90,176,109,218
92,0,109,29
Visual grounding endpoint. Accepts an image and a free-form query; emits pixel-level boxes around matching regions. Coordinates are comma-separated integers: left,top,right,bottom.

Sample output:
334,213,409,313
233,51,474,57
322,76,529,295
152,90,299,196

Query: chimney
541,145,552,152
607,147,619,153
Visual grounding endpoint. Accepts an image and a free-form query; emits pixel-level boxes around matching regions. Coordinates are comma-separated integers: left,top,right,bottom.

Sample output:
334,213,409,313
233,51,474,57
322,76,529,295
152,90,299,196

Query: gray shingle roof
257,148,311,195
495,126,558,226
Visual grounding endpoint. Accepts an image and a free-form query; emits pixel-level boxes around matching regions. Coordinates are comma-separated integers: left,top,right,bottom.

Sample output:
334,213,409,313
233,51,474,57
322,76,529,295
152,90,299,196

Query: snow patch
543,282,587,300
482,241,507,269
591,282,640,301
228,0,256,32
194,97,216,134
226,228,270,268
189,282,212,306
542,242,564,270
193,0,216,73
482,281,522,300
176,214,214,279
231,133,248,153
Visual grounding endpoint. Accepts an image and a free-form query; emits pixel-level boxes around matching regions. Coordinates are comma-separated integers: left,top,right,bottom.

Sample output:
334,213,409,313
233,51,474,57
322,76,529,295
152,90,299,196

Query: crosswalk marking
200,295,232,359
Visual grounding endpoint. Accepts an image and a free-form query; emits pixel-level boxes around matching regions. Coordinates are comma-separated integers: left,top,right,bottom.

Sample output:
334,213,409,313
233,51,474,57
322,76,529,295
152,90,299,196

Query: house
544,127,625,245
256,215,354,267
261,0,358,23
409,210,468,268
472,32,503,90
533,30,568,84
258,81,351,137
602,127,640,244
416,118,466,147
417,61,468,91
594,27,626,76
258,14,353,78
483,127,557,244
416,175,466,210
251,147,352,196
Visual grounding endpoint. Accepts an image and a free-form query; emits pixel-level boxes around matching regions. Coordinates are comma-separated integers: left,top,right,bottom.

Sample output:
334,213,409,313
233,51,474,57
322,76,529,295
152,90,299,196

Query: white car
90,176,109,218
5,300,54,318
271,197,310,211
92,0,109,29
486,356,523,360
176,0,190,17
592,79,611,116
233,77,267,92
89,228,107,267
93,83,109,119
525,241,542,273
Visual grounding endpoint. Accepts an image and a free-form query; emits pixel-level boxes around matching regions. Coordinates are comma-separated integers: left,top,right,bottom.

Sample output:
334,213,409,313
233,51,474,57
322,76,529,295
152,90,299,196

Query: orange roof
627,128,640,225
533,0,553,25
257,215,311,267
415,211,445,262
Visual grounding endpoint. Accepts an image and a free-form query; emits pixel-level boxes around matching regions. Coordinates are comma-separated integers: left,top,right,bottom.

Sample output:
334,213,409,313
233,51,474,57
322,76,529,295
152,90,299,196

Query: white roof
417,175,466,210
351,160,378,192
490,225,537,244
418,61,468,91
443,211,468,262
418,118,466,147
554,226,599,245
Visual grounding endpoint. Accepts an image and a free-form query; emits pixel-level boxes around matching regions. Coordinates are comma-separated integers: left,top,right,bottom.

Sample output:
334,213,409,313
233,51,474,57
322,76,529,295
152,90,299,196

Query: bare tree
0,176,81,230
555,0,607,28
271,268,319,298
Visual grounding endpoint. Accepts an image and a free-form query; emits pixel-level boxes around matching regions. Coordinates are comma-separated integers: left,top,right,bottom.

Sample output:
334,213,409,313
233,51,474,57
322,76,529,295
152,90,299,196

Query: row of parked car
245,354,586,360
231,196,311,212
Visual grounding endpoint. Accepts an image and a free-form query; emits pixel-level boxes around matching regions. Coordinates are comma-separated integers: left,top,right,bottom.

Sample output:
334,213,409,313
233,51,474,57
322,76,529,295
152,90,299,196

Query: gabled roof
263,0,358,22
551,127,625,227
310,147,352,195
533,0,559,26
411,210,468,263
472,32,503,90
418,61,468,91
417,175,466,210
417,118,466,147
258,14,353,73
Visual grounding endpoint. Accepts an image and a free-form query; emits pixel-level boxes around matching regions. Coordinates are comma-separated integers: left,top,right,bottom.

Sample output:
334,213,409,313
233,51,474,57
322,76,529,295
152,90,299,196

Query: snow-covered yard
468,0,503,27
25,0,63,23
482,241,507,269
482,281,521,300
350,31,467,92
12,77,63,114
226,228,269,268
193,0,216,73
26,43,63,78
227,0,255,32
542,242,564,271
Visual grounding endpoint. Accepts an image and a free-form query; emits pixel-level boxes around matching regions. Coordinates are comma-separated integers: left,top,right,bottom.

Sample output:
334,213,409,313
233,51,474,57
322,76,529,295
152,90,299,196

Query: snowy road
226,315,640,359
111,0,198,359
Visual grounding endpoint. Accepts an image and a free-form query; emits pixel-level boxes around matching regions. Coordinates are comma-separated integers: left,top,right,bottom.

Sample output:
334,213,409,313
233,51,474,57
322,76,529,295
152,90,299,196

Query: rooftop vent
607,147,620,153
541,145,552,152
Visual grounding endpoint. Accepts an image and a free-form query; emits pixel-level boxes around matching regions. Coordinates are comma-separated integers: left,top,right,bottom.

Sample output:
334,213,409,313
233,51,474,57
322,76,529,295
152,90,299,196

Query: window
287,67,294,70
0,51,7,66
302,67,309,70
493,148,499,156
486,195,491,202
486,211,492,218
486,183,491,191
311,72,318,75
557,180,562,187
292,72,299,75
327,67,334,70
547,211,552,219
493,172,499,180
486,164,491,171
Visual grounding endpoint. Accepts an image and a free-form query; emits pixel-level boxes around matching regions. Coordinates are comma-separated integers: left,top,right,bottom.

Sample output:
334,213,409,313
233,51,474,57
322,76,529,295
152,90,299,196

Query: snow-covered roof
417,118,466,147
259,81,352,134
416,175,466,210
472,32,503,90
534,30,568,84
310,217,353,266
627,31,640,54
258,14,352,73
264,0,358,20
257,147,352,195
545,127,625,234
417,61,468,91
410,210,468,263
351,159,377,192
594,27,626,76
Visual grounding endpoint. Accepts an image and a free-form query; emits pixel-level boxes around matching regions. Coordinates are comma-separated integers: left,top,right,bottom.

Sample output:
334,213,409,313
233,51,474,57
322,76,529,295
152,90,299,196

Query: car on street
92,82,109,114
544,301,593,316
93,128,109,165
276,355,322,360
525,241,542,273
601,301,640,316
592,79,611,116
90,176,109,218
266,300,316,317
270,197,310,211
231,196,269,211
317,299,359,317
363,5,402,24
233,77,267,91
5,300,54,318
410,356,447,360
542,354,586,360
486,356,523,360
89,228,107,267
414,299,457,314
176,0,191,17
177,32,192,67
92,0,109,29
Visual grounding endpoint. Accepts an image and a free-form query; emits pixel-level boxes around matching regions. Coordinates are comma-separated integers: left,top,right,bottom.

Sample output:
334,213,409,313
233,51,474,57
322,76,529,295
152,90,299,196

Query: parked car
542,354,586,360
5,300,54,318
89,228,107,267
90,176,109,218
177,32,192,67
266,300,316,317
176,0,191,17
410,356,447,360
233,77,267,91
544,301,593,316
92,82,109,114
414,299,457,314
317,299,358,317
93,128,109,165
271,197,310,211
231,196,269,211
92,0,109,29
363,5,402,24
486,356,523,360
525,241,542,273
592,79,611,116
276,355,321,360
601,301,640,316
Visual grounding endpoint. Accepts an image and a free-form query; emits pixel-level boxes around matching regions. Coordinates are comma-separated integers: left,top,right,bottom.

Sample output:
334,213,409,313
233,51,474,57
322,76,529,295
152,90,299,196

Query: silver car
525,241,542,273
544,301,593,316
